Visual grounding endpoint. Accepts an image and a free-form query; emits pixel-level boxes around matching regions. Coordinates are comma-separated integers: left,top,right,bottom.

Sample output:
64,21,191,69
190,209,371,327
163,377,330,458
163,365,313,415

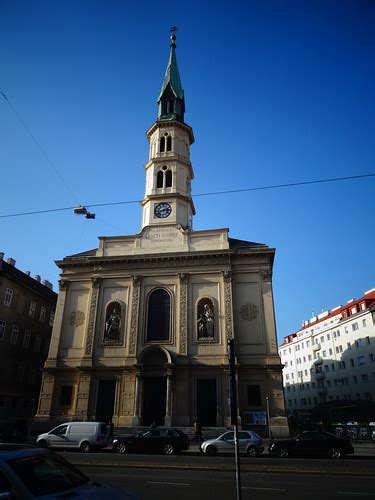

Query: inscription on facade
141,227,183,247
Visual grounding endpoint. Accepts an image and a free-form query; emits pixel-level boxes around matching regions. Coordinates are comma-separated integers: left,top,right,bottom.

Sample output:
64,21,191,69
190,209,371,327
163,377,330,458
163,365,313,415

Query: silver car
200,430,264,457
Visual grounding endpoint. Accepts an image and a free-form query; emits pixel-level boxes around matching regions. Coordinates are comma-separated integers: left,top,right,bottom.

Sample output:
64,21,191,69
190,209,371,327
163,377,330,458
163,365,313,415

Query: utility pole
228,338,242,500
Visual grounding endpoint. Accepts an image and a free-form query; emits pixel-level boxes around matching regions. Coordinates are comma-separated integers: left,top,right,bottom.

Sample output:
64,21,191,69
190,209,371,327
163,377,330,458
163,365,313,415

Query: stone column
164,365,174,427
178,273,189,355
222,271,234,339
34,371,55,420
132,367,143,426
260,269,278,355
45,280,68,367
129,276,142,356
83,277,102,360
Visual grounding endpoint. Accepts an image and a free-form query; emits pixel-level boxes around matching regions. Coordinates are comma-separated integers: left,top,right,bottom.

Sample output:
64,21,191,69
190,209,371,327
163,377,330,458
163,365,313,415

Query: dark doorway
142,377,166,426
197,378,217,426
96,379,116,423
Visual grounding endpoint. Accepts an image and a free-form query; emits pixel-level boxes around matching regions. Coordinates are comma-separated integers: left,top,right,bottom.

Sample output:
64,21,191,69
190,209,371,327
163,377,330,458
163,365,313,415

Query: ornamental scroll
178,273,188,355
223,271,234,339
128,276,142,355
84,277,101,356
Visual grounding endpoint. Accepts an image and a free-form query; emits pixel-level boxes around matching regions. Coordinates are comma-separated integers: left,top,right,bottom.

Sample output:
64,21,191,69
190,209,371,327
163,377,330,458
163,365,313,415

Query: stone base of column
164,415,172,427
131,416,141,426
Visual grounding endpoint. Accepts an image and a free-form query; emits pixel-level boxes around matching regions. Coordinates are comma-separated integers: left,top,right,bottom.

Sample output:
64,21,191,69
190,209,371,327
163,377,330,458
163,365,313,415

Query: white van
36,422,108,452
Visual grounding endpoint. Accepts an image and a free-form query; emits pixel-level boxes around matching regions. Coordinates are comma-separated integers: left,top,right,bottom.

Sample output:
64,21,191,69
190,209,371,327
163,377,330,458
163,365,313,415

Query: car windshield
8,452,89,496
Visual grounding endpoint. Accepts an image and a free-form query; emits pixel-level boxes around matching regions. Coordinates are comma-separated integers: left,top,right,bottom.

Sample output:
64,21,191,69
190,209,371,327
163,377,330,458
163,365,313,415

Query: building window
23,331,31,349
59,386,73,406
350,358,355,367
362,318,367,328
160,136,165,152
355,339,363,348
39,306,46,323
347,342,351,350
369,353,374,363
49,311,55,327
33,335,41,352
329,349,333,355
353,375,357,384
10,325,19,345
361,374,369,383
157,171,164,188
3,288,13,307
366,336,370,344
327,334,330,341
0,320,6,341
29,301,37,318
350,306,357,315
352,323,359,332
247,385,261,406
358,356,365,365
165,169,172,188
166,135,172,151
146,289,171,342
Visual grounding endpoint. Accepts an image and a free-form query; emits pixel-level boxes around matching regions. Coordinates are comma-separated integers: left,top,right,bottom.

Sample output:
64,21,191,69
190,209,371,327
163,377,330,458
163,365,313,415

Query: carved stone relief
129,276,142,355
84,277,101,356
223,271,233,339
239,304,258,322
69,310,85,327
178,273,188,355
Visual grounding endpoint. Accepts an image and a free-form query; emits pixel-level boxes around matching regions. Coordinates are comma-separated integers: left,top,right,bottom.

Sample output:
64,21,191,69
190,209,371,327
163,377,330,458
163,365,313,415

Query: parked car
200,430,264,457
268,431,354,459
0,444,139,498
113,428,189,455
36,421,108,453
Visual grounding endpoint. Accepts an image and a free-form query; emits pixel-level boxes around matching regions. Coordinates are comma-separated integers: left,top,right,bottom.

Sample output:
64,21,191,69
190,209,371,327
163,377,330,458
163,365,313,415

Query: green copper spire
157,29,185,122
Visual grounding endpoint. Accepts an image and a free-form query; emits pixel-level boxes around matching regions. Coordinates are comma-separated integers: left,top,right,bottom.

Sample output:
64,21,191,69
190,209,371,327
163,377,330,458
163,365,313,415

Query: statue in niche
104,305,121,343
197,300,215,339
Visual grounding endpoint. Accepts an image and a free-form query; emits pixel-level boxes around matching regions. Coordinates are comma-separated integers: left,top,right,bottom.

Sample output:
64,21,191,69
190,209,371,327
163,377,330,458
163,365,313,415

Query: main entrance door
197,378,217,426
142,377,166,426
95,379,116,423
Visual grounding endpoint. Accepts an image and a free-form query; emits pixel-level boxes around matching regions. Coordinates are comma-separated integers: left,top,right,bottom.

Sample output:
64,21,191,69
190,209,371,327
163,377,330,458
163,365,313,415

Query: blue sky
1,0,374,342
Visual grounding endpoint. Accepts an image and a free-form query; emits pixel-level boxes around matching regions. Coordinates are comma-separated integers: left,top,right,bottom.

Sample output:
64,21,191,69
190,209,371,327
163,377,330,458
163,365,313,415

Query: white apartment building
279,288,375,413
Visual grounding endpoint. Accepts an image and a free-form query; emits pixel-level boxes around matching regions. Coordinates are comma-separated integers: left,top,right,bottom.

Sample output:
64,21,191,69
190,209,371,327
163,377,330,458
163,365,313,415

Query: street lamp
266,396,271,439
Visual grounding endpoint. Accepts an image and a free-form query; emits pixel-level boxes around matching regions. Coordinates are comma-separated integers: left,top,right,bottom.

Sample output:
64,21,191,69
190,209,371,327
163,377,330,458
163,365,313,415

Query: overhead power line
1,90,81,205
0,172,374,220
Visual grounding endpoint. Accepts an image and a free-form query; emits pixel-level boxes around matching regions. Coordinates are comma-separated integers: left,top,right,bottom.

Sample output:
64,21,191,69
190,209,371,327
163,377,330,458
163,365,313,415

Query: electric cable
0,172,374,219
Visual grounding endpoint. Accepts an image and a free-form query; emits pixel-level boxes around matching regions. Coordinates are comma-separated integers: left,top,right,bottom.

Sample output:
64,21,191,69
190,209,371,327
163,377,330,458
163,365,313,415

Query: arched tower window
147,289,171,342
166,135,172,151
165,170,172,188
156,171,164,188
160,137,165,153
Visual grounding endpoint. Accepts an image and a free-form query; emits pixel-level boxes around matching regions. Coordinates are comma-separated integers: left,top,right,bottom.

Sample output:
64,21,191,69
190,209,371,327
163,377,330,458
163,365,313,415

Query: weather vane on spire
170,26,177,48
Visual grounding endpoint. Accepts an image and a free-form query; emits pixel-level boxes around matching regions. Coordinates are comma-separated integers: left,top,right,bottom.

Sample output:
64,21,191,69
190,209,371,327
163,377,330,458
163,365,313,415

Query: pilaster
178,273,189,355
222,271,234,339
129,276,142,356
83,277,102,360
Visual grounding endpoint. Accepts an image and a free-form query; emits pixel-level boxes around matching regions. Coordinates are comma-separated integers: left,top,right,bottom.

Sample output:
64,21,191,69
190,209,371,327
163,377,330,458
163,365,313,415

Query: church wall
60,282,90,355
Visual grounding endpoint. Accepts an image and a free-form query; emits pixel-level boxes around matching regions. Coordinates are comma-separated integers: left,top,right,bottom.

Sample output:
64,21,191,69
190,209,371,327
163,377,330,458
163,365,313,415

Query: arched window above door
147,289,171,342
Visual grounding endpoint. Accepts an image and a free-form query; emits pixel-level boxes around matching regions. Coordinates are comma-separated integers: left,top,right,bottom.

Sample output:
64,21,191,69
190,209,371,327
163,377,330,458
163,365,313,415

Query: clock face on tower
154,202,172,218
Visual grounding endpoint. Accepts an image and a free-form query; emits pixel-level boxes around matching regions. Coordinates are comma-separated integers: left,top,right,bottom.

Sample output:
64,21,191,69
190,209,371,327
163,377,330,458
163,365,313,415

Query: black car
268,431,354,459
113,428,189,455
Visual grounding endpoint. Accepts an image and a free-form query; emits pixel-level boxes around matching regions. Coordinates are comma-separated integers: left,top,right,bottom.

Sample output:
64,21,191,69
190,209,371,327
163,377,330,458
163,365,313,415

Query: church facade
35,34,288,436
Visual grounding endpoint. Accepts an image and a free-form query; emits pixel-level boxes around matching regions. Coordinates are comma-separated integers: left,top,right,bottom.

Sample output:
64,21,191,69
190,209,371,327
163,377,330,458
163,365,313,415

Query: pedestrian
193,420,203,444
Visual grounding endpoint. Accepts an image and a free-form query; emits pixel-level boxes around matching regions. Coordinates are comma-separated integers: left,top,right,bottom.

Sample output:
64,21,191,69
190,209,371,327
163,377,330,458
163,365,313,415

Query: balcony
312,343,321,351
314,371,325,380
314,357,323,365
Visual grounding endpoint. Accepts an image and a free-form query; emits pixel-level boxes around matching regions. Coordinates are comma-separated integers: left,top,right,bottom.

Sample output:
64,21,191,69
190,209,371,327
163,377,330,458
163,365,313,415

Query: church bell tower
141,31,195,230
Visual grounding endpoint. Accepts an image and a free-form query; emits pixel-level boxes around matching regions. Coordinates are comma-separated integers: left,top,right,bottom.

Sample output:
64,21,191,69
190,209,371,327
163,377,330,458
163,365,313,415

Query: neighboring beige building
35,33,287,437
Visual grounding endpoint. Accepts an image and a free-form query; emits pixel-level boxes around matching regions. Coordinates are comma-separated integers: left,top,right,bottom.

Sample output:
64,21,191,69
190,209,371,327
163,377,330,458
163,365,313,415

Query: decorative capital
92,277,102,288
132,275,142,286
260,269,273,281
59,280,68,291
222,271,232,282
178,273,189,284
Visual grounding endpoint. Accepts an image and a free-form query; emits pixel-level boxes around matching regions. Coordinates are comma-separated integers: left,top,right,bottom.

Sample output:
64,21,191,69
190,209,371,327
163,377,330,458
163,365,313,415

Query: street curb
70,461,375,478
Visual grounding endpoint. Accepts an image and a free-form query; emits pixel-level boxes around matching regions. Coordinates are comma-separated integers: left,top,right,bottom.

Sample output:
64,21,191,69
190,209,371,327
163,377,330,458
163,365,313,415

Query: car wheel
80,441,92,453
247,446,259,457
278,447,289,458
116,442,127,454
205,445,217,457
37,440,47,448
163,443,175,455
329,447,341,459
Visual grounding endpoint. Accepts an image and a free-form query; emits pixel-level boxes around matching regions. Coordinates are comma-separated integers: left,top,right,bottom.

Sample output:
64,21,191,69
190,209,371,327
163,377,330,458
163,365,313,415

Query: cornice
146,120,195,144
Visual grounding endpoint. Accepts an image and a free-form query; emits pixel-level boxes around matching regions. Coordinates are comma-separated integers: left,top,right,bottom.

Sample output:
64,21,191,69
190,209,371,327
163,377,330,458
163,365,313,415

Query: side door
294,432,316,457
47,424,70,448
217,432,235,453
